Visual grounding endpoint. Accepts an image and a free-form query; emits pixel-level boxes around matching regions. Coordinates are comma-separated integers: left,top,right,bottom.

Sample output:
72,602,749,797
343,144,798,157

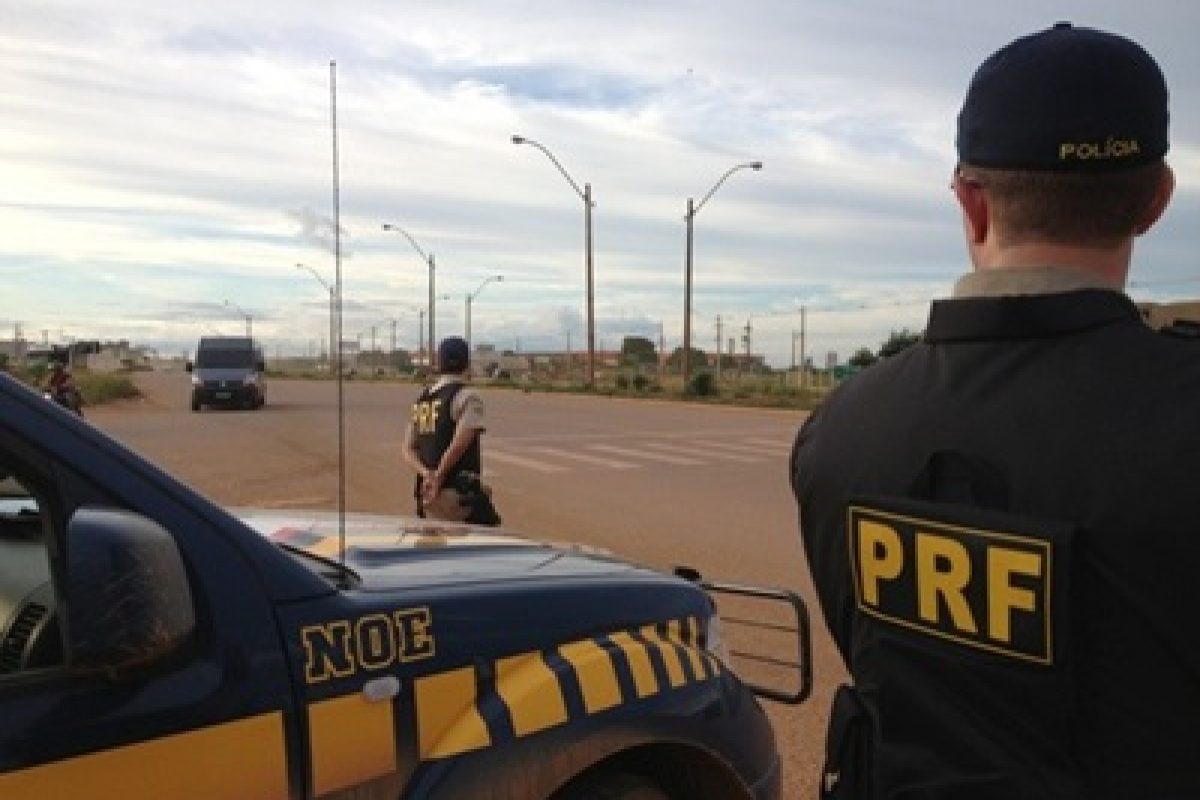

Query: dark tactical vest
799,292,1200,799
412,381,481,481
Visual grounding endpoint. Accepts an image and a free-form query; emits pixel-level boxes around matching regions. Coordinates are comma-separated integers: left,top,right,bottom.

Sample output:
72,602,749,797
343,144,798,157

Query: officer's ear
951,168,989,245
1134,163,1174,236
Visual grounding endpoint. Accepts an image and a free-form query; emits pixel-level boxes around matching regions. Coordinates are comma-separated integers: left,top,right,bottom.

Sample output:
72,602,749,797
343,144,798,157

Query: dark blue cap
957,22,1169,172
437,336,470,373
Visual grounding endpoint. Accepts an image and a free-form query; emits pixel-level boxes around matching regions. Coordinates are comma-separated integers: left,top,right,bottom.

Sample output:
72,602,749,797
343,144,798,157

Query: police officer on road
791,23,1197,799
404,336,499,525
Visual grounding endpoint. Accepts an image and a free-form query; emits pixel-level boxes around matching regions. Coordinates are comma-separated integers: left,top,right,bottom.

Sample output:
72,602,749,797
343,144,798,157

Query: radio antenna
330,59,348,586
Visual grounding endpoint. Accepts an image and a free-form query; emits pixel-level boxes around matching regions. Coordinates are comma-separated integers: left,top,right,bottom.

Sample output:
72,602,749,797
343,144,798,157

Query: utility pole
743,319,752,359
658,321,665,378
800,305,807,388
715,315,723,379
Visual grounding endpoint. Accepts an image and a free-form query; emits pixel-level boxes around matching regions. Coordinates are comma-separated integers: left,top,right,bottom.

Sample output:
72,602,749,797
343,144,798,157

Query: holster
821,684,876,800
450,471,502,527
413,475,426,518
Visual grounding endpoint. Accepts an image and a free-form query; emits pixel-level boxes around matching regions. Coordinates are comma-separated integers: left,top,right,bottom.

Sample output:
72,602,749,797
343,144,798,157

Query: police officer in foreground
791,23,1197,799
403,336,500,525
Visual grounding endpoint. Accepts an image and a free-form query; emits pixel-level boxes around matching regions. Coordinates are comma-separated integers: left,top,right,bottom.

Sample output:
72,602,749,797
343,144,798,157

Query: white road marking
487,450,569,474
641,441,761,463
588,443,703,466
742,438,795,453
526,446,642,470
700,439,788,457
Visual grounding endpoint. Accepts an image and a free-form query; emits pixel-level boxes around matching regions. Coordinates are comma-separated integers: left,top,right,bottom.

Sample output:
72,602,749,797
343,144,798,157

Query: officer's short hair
961,163,1165,247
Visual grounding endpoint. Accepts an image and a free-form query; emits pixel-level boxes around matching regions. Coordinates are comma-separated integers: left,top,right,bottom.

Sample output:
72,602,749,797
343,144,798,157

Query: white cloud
2,0,1198,365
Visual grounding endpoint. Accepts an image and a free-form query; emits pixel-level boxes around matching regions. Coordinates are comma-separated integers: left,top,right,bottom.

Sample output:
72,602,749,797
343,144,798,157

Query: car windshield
196,350,254,369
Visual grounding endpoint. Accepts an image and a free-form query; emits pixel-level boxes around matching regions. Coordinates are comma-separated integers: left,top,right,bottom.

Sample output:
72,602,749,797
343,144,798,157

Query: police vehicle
0,370,810,799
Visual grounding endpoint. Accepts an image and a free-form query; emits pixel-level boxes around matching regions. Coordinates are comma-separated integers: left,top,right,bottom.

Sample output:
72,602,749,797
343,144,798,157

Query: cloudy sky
3,0,1198,366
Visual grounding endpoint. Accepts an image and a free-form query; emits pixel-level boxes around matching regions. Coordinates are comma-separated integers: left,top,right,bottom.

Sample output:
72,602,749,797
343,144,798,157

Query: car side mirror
65,508,196,676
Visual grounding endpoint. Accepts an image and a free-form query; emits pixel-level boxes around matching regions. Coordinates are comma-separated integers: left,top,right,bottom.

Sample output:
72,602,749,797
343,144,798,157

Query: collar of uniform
952,266,1120,298
430,375,466,392
925,288,1142,343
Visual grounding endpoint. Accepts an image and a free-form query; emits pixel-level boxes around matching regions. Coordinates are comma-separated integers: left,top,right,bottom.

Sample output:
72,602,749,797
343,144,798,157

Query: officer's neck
968,238,1132,290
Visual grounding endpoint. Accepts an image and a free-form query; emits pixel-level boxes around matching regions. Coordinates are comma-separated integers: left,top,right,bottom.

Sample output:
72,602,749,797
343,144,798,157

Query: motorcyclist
44,362,82,414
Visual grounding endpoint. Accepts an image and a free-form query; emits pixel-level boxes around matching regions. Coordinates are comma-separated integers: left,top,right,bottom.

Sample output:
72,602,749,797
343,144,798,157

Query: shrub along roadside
76,373,141,405
4,366,140,407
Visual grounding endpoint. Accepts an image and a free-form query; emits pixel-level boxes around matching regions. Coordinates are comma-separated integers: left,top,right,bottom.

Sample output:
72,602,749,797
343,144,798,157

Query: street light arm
692,161,764,217
382,223,432,264
470,274,504,302
295,263,333,294
223,299,253,339
511,135,588,203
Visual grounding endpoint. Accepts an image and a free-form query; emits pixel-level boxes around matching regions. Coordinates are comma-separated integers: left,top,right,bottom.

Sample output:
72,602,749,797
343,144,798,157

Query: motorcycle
44,386,84,417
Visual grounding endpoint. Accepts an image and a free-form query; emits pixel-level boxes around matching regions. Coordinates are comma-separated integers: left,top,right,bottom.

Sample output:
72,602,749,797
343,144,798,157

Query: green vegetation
686,371,716,397
619,336,659,367
3,364,140,406
76,372,140,405
848,347,878,368
260,322,924,413
614,371,662,394
878,328,921,358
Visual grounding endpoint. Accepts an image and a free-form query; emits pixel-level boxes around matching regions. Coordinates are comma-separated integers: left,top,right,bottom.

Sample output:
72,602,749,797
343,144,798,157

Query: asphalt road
87,371,846,799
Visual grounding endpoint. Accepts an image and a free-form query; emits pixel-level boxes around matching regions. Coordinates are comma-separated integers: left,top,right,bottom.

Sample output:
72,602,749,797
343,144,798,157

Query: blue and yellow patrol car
0,371,804,799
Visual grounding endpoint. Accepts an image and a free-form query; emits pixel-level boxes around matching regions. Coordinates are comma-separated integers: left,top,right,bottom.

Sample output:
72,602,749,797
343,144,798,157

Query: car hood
234,508,649,590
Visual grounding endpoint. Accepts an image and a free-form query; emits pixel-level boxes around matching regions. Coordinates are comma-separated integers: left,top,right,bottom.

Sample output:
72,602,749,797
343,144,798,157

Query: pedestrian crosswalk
485,436,792,476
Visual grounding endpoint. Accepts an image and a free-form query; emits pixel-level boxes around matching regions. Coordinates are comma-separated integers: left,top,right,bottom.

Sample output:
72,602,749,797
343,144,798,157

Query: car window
0,466,63,675
195,350,254,369
0,474,39,517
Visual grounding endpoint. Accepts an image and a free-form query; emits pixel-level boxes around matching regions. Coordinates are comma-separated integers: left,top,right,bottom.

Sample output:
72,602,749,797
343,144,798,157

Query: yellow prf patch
849,505,1054,664
412,398,442,435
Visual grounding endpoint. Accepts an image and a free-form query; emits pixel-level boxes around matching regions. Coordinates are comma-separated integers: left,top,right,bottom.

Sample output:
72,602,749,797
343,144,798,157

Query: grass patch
76,372,140,405
5,366,140,406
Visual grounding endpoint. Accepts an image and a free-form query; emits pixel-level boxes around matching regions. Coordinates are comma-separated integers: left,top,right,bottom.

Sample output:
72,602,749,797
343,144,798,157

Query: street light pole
465,275,504,354
223,299,253,339
682,160,763,388
382,223,436,366
511,134,595,387
296,263,335,367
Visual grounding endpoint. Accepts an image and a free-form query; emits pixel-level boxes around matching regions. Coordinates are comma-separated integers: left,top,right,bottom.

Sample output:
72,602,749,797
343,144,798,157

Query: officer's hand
421,472,442,505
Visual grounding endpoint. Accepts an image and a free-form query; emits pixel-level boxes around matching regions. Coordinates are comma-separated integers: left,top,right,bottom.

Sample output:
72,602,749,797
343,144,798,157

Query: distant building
707,352,766,371
1139,299,1200,331
85,341,156,372
0,339,29,364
